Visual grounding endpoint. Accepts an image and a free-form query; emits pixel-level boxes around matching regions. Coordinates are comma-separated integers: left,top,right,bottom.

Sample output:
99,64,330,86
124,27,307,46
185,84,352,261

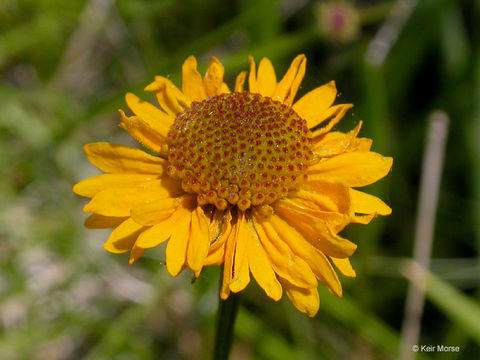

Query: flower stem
213,290,241,360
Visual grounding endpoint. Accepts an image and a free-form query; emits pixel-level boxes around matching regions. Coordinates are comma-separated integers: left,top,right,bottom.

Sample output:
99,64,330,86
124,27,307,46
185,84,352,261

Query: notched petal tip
182,55,207,102
273,54,307,105
289,54,307,69
182,56,198,72
204,56,225,97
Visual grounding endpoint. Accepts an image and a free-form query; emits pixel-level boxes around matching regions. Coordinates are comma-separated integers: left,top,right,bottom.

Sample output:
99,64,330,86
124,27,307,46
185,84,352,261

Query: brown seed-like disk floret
166,92,315,211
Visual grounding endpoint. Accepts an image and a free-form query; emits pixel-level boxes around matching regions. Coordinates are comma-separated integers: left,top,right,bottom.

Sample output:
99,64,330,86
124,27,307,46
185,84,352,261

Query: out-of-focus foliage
0,0,479,359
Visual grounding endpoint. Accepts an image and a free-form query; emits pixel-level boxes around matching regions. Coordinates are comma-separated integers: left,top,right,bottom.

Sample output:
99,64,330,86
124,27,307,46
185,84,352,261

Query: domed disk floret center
166,92,314,211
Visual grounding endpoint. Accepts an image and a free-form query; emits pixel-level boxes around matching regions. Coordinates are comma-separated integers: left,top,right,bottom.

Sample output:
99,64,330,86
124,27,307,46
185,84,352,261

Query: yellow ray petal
204,211,232,266
186,206,210,275
256,57,277,97
220,214,243,300
136,207,191,249
84,143,166,174
73,173,160,198
165,208,193,276
293,81,337,128
273,200,357,258
350,137,373,152
130,196,188,226
313,121,362,156
219,82,231,94
311,104,353,137
351,213,377,224
230,213,251,293
182,56,206,102
268,214,342,297
208,211,233,251
120,111,167,155
234,71,247,92
284,58,306,105
83,179,183,217
220,282,231,300
83,189,167,217
84,214,127,229
308,152,393,187
145,76,191,116
162,85,186,114
103,218,145,254
330,257,356,278
125,93,173,133
248,56,258,94
129,245,146,265
203,245,225,266
281,278,320,317
254,215,318,289
271,54,306,105
276,197,350,231
350,189,392,216
204,56,225,97
313,132,347,155
246,220,282,301
292,181,350,213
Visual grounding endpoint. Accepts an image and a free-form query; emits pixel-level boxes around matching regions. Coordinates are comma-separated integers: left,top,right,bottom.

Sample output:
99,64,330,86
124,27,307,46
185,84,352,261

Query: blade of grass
402,261,480,345
399,111,449,360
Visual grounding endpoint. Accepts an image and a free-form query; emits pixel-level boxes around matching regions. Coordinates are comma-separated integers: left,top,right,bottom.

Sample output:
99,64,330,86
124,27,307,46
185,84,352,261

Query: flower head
316,1,360,43
73,55,392,317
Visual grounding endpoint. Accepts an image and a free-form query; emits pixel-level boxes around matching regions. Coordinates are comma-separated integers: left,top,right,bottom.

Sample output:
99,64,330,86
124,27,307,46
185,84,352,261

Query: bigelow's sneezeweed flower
73,55,392,316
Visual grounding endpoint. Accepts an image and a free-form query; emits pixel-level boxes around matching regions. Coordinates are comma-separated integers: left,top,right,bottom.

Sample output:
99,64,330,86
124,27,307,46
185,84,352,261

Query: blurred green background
1,0,480,359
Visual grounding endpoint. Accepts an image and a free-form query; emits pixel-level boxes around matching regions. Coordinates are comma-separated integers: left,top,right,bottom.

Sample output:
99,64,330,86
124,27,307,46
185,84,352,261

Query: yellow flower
73,55,392,317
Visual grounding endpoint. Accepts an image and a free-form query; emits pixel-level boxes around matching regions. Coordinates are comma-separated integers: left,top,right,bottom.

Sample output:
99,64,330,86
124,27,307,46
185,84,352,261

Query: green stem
213,289,241,360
